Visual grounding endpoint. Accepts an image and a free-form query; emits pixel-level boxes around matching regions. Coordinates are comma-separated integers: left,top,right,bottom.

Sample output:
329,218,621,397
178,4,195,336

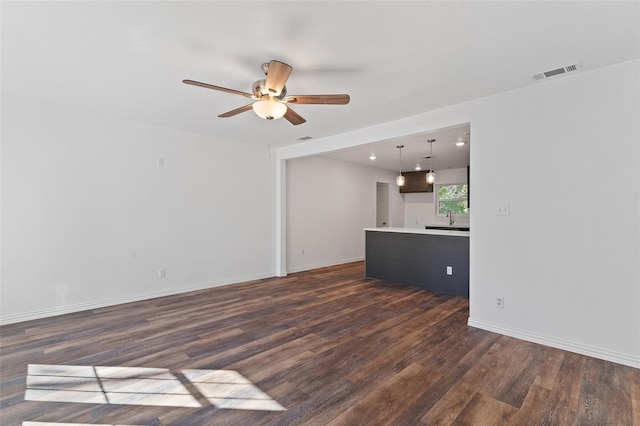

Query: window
437,183,468,215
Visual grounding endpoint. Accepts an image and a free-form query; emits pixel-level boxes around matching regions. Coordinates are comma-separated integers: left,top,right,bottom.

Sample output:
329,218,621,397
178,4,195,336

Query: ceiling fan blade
283,106,306,125
265,60,292,97
183,79,255,99
218,104,254,118
283,94,350,105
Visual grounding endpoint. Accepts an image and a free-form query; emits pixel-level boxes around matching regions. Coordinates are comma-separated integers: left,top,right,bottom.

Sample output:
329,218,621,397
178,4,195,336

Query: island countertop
364,227,469,237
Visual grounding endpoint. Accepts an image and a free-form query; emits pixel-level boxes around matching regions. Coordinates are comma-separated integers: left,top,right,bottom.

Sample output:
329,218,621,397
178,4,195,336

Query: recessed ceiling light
456,138,466,146
369,155,376,160
415,165,422,170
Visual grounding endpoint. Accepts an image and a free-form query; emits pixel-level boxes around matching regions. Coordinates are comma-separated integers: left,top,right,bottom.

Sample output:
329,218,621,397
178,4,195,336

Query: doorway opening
376,182,390,227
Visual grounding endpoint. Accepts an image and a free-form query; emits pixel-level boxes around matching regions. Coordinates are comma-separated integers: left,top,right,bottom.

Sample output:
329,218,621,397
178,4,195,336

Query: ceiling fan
183,60,350,125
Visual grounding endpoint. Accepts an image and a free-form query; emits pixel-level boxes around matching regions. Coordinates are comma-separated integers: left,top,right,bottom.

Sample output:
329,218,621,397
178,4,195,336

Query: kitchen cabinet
399,171,434,193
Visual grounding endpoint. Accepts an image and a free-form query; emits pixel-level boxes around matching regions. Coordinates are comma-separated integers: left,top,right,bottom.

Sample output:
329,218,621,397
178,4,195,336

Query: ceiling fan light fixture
252,98,287,120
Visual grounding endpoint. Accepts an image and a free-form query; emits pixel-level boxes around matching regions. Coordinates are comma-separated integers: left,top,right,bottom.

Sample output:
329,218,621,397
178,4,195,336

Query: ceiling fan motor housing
252,79,287,99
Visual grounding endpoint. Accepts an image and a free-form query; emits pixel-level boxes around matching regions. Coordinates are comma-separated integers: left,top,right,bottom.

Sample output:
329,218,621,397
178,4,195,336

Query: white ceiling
2,1,639,164
322,123,470,173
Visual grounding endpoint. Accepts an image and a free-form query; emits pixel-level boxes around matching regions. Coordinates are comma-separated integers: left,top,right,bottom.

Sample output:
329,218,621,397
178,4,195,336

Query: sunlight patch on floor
26,364,200,408
182,369,286,411
25,364,286,412
24,422,142,426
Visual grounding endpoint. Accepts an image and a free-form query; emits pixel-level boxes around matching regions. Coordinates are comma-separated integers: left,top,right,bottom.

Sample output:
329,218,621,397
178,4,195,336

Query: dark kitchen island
365,227,470,297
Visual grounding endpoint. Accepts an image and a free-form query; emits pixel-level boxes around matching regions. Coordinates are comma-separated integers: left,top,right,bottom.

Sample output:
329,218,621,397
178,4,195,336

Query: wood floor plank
553,351,588,413
326,362,443,426
421,355,497,426
1,261,638,426
451,391,519,425
478,336,546,408
532,347,566,390
508,383,553,425
576,377,634,425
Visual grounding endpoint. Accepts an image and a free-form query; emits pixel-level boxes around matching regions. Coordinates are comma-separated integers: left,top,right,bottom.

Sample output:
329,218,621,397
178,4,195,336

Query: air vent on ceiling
532,62,582,81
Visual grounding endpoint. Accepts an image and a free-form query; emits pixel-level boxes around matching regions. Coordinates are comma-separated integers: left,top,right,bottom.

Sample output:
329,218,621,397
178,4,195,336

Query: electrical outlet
496,297,504,309
158,268,166,278
157,157,165,167
497,204,510,216
446,266,453,275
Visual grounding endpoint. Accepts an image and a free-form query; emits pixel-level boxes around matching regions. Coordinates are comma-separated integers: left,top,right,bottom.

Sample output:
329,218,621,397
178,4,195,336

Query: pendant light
426,139,436,184
396,145,405,186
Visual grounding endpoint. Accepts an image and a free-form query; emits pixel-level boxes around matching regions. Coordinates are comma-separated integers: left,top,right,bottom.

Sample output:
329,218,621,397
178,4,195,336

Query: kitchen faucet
446,210,454,225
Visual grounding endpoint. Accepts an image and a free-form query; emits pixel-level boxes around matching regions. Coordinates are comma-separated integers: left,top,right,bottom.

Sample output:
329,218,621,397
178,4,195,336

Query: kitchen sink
425,226,470,231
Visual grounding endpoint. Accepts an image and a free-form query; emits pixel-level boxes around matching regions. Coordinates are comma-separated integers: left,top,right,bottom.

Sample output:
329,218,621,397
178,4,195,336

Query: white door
376,183,390,227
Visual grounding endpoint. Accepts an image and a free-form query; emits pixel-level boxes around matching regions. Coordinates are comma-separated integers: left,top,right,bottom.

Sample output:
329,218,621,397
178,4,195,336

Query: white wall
1,97,276,323
404,167,469,229
286,156,403,273
468,60,639,367
278,59,640,368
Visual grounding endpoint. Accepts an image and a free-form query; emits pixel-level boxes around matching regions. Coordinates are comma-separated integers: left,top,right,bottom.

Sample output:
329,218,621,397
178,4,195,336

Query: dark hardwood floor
1,261,638,425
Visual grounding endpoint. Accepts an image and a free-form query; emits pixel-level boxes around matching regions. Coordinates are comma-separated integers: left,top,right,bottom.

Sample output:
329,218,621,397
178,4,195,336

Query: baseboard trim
286,256,364,274
467,318,640,369
0,272,274,326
